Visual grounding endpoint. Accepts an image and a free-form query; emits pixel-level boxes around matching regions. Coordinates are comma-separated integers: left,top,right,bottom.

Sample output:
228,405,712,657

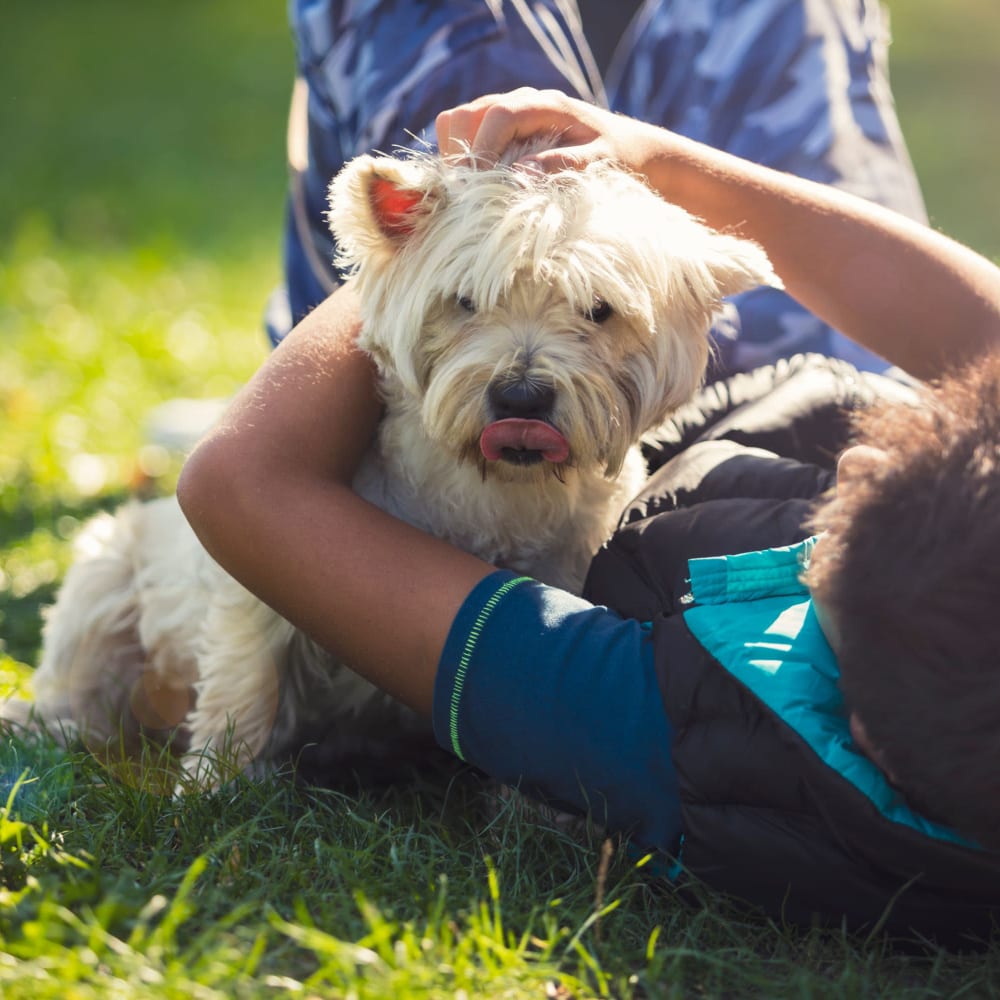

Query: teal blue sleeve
432,570,682,854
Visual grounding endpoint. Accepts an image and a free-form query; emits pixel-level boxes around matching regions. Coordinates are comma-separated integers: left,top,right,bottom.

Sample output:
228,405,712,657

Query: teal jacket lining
683,538,976,849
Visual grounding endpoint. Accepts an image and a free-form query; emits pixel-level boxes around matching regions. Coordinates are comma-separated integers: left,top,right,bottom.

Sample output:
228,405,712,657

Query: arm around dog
178,285,682,846
176,284,495,716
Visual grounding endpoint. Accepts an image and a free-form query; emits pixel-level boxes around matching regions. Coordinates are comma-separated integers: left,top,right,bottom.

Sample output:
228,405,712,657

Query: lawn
2,2,999,996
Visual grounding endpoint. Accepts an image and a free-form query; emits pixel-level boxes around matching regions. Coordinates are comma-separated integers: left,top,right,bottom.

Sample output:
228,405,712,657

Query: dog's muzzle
481,379,568,465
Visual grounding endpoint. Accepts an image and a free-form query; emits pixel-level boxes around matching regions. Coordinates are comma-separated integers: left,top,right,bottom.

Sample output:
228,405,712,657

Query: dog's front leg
179,578,296,791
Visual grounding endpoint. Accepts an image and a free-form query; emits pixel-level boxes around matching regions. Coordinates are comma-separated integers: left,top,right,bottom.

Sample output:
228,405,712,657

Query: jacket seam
448,575,532,760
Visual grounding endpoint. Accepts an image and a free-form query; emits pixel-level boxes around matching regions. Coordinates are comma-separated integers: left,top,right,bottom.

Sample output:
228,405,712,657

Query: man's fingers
435,105,488,158
517,147,593,173
435,89,590,164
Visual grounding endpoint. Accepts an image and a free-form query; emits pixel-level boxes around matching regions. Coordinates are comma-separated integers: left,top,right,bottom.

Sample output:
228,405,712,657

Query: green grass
2,1,1000,995
884,0,1000,262
4,747,999,1000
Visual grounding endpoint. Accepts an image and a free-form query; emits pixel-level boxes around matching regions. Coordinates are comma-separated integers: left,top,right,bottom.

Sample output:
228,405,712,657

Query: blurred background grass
0,2,290,669
1,0,998,670
885,0,999,260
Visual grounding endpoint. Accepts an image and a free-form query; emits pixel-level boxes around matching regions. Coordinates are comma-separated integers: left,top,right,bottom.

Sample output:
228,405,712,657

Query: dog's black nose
488,380,556,421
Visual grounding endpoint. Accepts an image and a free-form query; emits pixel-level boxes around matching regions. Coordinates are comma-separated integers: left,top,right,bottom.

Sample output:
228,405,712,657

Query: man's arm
437,89,1000,379
176,284,494,715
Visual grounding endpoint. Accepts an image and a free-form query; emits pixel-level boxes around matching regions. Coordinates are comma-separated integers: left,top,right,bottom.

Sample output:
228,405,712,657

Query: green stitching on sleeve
448,576,531,760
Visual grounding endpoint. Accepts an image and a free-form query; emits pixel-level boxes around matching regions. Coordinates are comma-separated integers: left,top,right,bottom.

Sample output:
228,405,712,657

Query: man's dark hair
808,351,1000,849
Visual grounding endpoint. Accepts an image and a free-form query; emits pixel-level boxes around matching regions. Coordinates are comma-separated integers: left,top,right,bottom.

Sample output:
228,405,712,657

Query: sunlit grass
1,219,269,498
0,221,271,666
1,1,285,668
0,748,667,1000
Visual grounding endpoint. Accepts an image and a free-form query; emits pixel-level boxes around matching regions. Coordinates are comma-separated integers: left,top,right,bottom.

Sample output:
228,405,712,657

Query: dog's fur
3,149,777,786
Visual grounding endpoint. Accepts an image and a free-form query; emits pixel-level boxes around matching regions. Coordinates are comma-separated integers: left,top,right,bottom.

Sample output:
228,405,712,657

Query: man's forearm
641,133,1000,379
437,90,1000,378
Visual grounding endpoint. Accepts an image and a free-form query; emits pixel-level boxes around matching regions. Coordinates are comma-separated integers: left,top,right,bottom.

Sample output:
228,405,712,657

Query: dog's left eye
586,297,613,324
457,295,476,313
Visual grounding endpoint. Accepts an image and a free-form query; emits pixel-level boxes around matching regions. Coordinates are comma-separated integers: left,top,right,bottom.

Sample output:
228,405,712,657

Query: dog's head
328,150,778,479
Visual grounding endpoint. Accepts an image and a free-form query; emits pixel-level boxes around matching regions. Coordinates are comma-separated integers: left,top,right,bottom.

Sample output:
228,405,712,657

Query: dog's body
4,149,776,785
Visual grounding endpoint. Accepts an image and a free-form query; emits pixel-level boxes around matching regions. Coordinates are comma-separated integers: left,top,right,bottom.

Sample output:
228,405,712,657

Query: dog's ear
328,154,442,266
703,232,783,298
368,173,425,241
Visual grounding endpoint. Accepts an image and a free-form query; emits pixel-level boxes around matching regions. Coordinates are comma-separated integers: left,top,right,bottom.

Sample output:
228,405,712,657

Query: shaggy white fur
3,149,777,788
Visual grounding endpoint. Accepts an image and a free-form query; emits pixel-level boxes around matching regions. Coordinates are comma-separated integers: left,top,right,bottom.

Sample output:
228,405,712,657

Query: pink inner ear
370,176,423,239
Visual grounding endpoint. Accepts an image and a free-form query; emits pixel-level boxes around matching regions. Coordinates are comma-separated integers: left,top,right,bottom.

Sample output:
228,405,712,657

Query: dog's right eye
457,296,476,313
586,297,613,324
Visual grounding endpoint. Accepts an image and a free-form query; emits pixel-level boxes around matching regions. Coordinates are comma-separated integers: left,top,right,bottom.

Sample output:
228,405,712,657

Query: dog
2,148,777,787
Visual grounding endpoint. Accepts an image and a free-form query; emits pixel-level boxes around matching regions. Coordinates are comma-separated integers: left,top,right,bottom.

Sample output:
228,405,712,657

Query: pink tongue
480,419,570,463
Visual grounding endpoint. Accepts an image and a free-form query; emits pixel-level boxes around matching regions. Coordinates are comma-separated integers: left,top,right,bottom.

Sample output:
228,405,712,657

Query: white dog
3,149,777,787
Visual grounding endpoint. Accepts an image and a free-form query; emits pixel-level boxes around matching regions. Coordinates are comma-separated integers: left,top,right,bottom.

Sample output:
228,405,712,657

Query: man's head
808,352,1000,849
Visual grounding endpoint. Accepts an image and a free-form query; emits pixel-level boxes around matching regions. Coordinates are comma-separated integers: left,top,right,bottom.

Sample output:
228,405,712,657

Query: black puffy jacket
584,355,1000,946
